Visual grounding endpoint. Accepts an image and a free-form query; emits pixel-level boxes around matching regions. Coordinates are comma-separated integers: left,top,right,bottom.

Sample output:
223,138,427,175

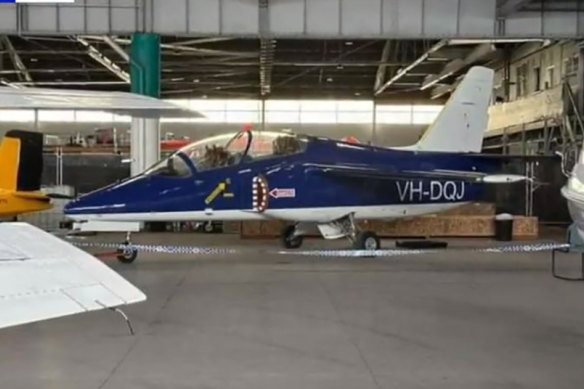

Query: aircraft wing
306,163,525,183
0,87,203,118
0,223,146,330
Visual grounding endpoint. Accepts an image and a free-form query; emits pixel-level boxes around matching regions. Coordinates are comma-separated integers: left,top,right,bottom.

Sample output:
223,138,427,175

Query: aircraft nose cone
64,189,123,216
64,175,152,219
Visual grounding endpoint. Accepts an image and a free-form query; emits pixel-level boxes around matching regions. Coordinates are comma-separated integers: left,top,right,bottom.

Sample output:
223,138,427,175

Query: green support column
129,33,161,176
130,33,161,98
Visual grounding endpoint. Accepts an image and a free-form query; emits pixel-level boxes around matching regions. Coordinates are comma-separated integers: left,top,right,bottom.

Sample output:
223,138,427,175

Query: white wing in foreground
0,87,203,118
0,223,146,330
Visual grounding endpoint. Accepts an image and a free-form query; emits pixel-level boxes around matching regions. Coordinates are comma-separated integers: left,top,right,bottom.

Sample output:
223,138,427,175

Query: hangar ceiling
0,0,582,38
0,35,544,101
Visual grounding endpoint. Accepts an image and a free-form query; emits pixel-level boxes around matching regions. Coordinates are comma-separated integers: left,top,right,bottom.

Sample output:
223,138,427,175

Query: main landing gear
281,225,304,249
280,214,381,251
117,232,138,264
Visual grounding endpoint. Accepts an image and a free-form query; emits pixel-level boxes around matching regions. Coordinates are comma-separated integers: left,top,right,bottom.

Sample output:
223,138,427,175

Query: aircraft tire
117,247,138,264
354,231,380,250
204,222,214,233
281,225,303,249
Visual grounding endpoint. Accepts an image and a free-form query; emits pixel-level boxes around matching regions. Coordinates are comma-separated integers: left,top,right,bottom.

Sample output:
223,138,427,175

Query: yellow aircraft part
0,189,51,218
0,137,20,192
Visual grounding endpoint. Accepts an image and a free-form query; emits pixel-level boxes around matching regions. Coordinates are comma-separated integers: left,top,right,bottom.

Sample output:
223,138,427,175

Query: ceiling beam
0,68,110,75
373,40,391,92
421,43,496,90
0,79,21,89
498,0,535,16
259,39,275,97
375,40,447,96
274,41,379,88
81,36,257,58
103,36,130,62
1,36,33,83
75,37,129,83
10,81,127,86
173,37,234,46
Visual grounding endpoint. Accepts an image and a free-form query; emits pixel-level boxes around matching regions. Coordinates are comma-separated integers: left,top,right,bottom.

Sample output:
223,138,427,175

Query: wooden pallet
234,203,538,240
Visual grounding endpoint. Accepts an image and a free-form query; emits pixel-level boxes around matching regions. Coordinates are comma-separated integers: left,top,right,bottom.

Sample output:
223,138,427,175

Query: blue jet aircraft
65,67,525,262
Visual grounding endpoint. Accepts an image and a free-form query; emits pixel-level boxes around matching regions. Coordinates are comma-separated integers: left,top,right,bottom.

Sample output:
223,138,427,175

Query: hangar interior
2,1,584,388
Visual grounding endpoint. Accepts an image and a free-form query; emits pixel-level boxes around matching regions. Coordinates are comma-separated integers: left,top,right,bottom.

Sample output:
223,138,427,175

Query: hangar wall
486,41,583,156
488,41,578,134
1,0,583,38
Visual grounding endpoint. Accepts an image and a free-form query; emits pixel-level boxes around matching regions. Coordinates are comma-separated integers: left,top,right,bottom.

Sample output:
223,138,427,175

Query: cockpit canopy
145,130,307,177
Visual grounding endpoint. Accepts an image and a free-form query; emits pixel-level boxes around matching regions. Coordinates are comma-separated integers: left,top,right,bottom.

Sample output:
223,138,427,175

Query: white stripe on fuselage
68,202,468,223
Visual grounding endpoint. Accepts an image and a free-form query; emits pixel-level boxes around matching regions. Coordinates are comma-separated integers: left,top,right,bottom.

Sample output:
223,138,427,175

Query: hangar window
179,131,251,171
0,100,443,126
38,110,75,122
0,110,35,122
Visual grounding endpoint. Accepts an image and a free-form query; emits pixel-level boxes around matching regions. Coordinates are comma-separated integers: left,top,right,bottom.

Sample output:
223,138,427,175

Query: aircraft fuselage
65,137,499,223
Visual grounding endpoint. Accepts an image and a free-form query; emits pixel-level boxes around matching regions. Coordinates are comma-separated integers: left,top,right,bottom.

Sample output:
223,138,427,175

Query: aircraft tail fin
0,130,43,192
411,66,494,153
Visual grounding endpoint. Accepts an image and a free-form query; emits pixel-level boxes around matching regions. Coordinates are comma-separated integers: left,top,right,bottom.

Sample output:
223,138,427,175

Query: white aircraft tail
408,66,494,153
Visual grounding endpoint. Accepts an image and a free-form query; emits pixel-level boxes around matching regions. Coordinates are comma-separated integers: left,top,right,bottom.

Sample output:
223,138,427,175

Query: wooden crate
238,202,538,240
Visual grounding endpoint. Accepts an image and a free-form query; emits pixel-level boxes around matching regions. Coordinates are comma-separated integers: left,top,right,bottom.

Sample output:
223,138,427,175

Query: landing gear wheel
117,245,138,264
353,231,380,250
281,225,303,249
204,222,214,233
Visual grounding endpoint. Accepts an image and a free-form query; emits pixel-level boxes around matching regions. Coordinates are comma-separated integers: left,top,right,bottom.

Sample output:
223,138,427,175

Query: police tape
277,242,571,258
71,241,238,255
69,240,570,258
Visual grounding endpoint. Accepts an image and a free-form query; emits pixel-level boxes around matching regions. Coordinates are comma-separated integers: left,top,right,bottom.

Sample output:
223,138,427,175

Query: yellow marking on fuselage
205,182,227,205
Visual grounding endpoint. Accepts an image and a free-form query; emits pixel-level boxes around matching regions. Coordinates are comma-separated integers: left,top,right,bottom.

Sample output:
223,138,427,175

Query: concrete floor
1,233,584,389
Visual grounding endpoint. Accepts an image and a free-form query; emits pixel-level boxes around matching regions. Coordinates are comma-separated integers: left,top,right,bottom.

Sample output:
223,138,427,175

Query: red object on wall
342,136,360,144
161,139,191,152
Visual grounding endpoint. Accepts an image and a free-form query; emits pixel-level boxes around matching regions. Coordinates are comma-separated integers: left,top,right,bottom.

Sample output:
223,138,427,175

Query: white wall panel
381,0,401,35
0,0,580,38
0,5,17,33
459,0,495,37
85,7,109,33
269,0,305,35
424,0,459,36
188,0,220,34
153,0,187,34
58,6,85,33
112,7,138,33
505,12,543,36
221,0,258,34
27,6,58,33
543,12,578,37
341,0,381,36
306,0,340,36
397,0,423,36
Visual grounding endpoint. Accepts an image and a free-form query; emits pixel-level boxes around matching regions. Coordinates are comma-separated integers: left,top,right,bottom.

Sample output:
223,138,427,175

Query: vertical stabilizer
410,66,494,153
0,130,43,191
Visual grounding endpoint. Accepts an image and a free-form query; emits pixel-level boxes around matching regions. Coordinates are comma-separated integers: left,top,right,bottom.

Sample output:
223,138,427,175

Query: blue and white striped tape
70,240,569,258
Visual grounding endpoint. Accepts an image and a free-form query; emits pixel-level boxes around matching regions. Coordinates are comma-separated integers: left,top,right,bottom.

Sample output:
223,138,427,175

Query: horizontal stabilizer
0,87,203,118
0,223,146,330
306,163,526,184
0,130,43,192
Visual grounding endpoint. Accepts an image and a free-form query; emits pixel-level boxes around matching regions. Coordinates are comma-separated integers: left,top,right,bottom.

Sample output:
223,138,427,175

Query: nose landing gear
281,225,304,249
117,232,138,263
